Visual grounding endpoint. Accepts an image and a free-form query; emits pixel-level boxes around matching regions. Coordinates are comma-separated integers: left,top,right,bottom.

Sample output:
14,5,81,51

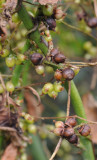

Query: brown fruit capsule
63,127,74,137
78,124,91,137
54,127,64,136
50,48,59,57
53,53,66,64
30,53,43,65
68,134,78,144
54,6,65,20
87,17,97,28
62,68,75,81
65,117,77,127
55,121,64,128
46,17,56,31
54,70,62,81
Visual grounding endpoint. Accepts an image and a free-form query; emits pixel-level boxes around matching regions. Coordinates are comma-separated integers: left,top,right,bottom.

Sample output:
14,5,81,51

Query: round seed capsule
62,68,75,81
63,127,74,137
54,70,62,81
6,81,15,92
55,121,64,128
48,90,58,99
42,83,53,94
65,117,77,127
54,127,64,136
30,53,43,65
68,134,78,144
87,17,97,28
43,4,53,16
17,54,25,62
54,6,64,20
5,56,15,68
35,65,45,75
53,82,64,92
50,48,59,57
46,17,56,31
1,49,9,57
53,53,66,64
27,124,37,134
78,124,91,136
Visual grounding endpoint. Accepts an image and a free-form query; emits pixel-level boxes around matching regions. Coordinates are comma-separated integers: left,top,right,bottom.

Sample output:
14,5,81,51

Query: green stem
18,4,48,56
12,40,31,86
22,60,31,86
64,81,95,160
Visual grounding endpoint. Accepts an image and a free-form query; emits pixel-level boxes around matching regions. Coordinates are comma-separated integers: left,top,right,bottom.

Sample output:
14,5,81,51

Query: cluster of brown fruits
33,4,65,32
42,5,65,31
50,48,66,64
50,48,76,81
53,118,91,145
30,48,79,80
54,69,75,81
77,11,97,28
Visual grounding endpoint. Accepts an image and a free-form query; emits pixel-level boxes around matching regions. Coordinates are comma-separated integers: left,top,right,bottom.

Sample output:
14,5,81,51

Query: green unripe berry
15,58,21,65
19,122,27,131
0,84,4,93
17,54,25,62
89,47,97,56
35,65,45,75
27,124,37,134
32,6,40,17
12,13,20,23
6,81,15,92
1,49,9,57
42,83,53,94
43,4,53,16
45,66,53,73
5,56,15,67
45,35,52,42
15,32,21,41
53,82,64,92
24,114,34,123
48,90,58,99
21,29,27,37
84,26,91,34
83,41,92,51
45,30,50,36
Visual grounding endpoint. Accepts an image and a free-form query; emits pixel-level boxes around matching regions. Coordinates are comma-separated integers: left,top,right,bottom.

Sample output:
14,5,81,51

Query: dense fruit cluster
77,10,97,30
0,46,26,68
54,68,75,81
50,48,66,63
42,82,64,98
53,118,91,145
